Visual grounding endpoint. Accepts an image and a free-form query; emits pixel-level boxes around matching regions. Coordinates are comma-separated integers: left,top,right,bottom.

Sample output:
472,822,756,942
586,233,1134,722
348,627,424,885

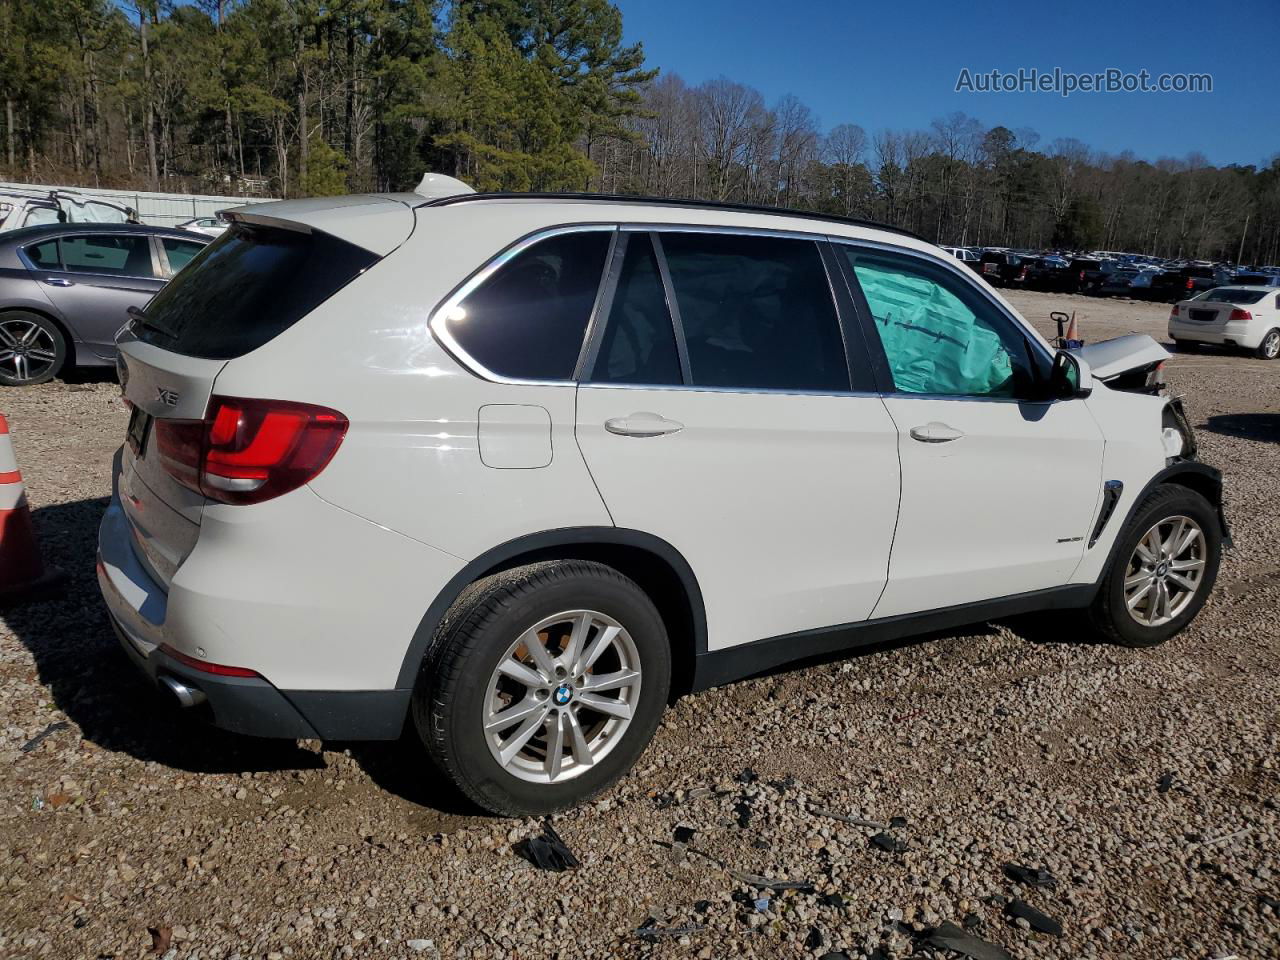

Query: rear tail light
154,396,348,505
1185,278,1194,289
1228,308,1252,322
1018,266,1028,280
1170,305,1180,318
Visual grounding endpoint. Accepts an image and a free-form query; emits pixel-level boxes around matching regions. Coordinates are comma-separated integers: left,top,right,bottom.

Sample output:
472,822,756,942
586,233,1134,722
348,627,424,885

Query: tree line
2,0,1277,264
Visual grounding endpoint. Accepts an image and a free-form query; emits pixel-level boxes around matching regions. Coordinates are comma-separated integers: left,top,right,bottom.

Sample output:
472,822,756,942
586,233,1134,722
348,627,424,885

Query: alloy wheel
0,318,59,383
482,609,642,784
1123,515,1207,627
1263,330,1280,359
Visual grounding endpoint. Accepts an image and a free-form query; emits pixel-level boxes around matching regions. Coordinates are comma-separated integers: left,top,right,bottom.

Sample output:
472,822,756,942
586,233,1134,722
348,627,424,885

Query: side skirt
690,584,1096,691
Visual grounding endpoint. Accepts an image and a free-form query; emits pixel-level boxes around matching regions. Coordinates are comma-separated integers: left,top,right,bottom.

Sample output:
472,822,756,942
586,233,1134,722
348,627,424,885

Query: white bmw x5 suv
98,179,1227,815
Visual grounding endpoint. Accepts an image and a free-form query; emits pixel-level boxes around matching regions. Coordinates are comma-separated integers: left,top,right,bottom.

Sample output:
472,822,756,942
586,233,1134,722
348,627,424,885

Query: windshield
133,222,378,360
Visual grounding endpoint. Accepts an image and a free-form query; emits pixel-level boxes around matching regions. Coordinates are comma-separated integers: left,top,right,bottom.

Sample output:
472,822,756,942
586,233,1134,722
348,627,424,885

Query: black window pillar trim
572,228,623,380
828,240,898,394
649,232,693,385
818,240,883,394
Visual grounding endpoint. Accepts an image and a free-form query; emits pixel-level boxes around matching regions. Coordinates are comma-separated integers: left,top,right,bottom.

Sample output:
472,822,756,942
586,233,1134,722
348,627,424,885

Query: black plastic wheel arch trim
395,527,709,690
1116,461,1230,547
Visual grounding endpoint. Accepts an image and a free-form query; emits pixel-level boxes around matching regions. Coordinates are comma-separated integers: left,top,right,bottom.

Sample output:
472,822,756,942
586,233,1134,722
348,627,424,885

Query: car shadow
9,499,323,776
60,365,118,386
1202,412,1280,445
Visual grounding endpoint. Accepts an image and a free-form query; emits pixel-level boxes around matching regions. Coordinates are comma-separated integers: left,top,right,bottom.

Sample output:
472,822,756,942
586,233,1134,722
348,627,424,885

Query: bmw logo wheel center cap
552,684,574,707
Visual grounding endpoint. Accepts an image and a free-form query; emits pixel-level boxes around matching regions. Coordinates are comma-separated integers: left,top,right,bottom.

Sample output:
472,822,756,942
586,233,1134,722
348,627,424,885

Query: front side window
590,233,681,385
844,248,1043,399
61,234,156,278
659,232,849,392
443,230,611,381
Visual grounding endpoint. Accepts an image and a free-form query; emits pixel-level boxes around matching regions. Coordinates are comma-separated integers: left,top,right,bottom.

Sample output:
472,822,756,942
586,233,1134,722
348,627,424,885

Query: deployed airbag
854,261,1015,396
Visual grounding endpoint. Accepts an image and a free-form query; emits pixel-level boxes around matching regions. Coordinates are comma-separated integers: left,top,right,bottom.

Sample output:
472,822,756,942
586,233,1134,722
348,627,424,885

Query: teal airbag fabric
854,262,1014,396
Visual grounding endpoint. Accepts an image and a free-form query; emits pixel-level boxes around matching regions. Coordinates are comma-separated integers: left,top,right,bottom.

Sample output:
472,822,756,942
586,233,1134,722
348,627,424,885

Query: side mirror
1051,350,1092,399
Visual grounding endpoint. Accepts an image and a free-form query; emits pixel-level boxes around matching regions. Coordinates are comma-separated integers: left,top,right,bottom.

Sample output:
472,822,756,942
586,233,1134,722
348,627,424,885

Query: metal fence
0,180,276,227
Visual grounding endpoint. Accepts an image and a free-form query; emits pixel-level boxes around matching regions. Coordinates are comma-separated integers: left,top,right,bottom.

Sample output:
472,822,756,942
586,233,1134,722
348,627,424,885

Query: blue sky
617,0,1278,168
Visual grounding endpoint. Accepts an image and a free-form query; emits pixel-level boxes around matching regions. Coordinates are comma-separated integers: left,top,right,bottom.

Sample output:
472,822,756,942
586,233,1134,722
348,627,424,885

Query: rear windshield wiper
127,304,177,339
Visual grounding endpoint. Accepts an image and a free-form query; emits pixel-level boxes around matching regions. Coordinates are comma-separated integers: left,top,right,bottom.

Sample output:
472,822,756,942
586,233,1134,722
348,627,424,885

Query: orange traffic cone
1064,311,1081,345
0,414,63,605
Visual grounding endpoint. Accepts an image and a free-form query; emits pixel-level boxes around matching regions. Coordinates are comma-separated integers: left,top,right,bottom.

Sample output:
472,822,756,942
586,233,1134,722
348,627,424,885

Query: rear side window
62,234,156,277
590,233,681,385
24,239,60,269
136,223,378,360
659,232,849,392
442,230,611,380
161,237,205,274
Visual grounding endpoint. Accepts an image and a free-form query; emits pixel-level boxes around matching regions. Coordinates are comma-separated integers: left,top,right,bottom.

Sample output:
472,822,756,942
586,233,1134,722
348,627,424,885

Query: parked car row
941,243,1278,302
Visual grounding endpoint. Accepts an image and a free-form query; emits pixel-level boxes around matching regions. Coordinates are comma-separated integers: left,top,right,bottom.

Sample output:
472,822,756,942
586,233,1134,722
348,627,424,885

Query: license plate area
127,407,153,457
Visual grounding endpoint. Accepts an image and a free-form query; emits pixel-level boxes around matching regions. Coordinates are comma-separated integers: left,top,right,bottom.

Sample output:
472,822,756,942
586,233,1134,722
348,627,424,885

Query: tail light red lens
154,396,348,505
160,643,261,678
1170,305,1180,317
1228,308,1253,322
1185,278,1194,289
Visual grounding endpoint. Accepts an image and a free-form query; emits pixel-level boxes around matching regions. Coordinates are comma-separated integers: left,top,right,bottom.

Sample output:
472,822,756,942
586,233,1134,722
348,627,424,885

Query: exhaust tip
159,674,207,709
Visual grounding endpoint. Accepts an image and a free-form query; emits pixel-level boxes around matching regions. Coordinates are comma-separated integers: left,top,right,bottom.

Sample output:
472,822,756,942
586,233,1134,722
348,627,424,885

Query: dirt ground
0,289,1276,960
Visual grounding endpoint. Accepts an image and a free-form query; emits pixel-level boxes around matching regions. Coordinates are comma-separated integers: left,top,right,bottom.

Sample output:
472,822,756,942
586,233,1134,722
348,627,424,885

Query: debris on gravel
2,291,1279,958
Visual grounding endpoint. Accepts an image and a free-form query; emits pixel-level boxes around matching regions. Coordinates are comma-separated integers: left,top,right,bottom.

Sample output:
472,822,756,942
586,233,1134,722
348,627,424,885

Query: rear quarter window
439,230,612,381
135,223,378,360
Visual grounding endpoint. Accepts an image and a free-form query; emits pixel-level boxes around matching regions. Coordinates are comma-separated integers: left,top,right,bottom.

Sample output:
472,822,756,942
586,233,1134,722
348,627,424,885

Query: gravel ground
0,290,1277,960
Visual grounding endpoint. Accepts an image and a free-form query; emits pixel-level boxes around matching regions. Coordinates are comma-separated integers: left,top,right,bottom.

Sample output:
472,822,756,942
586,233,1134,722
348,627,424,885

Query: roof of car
0,222,206,245
228,190,933,258
416,191,925,241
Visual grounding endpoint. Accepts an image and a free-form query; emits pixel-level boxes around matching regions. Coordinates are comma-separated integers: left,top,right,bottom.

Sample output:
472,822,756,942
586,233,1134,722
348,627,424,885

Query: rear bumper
97,492,411,740
1168,317,1259,348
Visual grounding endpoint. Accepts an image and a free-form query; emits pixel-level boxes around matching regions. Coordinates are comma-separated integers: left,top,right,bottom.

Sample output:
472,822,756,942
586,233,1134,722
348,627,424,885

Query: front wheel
413,560,671,816
1087,485,1221,648
1255,328,1280,360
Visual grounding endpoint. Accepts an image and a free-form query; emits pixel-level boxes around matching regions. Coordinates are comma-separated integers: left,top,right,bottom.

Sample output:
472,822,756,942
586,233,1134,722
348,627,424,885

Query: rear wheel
1255,328,1280,360
1087,485,1221,648
1172,338,1199,353
413,560,671,816
0,311,66,386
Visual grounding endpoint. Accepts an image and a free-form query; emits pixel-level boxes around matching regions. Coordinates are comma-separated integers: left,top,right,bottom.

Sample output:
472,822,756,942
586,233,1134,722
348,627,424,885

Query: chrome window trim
428,223,616,387
578,380,884,400
827,234,1057,366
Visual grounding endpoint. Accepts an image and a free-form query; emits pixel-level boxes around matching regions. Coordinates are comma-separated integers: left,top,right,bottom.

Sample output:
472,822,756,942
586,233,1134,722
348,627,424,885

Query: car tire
412,560,672,816
1086,484,1221,648
0,311,67,386
1172,339,1199,353
1255,328,1280,360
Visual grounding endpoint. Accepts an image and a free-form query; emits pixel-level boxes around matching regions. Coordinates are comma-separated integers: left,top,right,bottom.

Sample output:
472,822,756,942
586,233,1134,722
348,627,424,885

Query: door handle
909,422,965,443
41,277,74,287
604,412,684,438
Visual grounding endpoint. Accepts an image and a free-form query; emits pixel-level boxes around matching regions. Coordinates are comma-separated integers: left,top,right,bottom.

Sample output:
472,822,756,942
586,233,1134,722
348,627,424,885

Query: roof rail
416,191,925,242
